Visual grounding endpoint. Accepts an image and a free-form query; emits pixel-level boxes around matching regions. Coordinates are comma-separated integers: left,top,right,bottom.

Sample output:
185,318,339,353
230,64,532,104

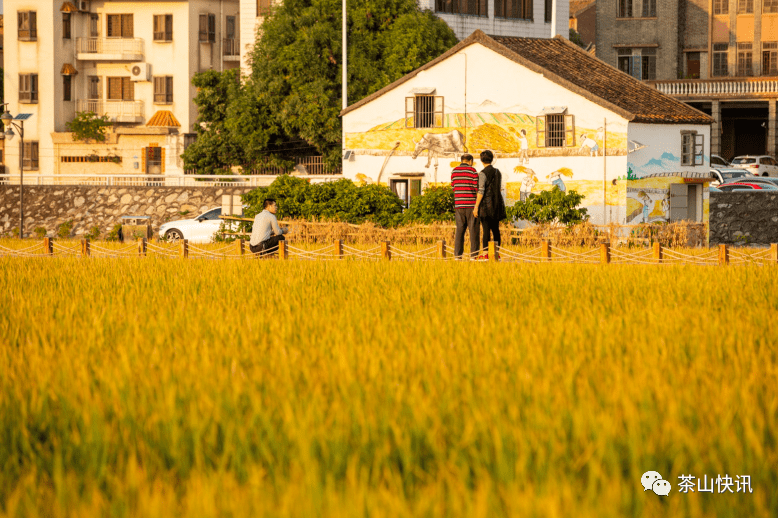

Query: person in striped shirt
450,154,480,258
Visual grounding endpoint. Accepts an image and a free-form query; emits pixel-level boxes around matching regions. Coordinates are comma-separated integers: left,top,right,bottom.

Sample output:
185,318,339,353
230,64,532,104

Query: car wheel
165,229,184,242
764,172,770,177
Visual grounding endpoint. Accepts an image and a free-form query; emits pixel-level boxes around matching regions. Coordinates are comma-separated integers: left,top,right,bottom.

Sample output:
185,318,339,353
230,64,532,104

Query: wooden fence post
236,239,245,256
381,240,391,260
81,239,90,258
718,244,729,266
180,239,189,259
653,242,663,263
44,237,54,256
541,239,551,261
138,237,147,257
770,243,778,264
279,240,288,260
438,240,446,259
334,239,343,259
488,241,497,261
600,242,611,264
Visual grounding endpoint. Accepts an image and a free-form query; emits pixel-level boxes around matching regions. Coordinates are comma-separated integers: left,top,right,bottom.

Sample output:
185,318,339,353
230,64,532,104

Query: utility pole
342,0,347,110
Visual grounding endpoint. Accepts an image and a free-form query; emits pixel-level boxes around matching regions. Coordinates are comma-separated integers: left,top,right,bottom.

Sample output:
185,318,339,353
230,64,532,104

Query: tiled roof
490,35,712,124
340,31,712,125
570,0,595,17
60,63,78,75
146,110,181,128
60,2,78,12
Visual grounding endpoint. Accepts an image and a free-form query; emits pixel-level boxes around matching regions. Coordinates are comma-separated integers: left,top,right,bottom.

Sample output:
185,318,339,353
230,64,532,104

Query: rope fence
1,238,777,266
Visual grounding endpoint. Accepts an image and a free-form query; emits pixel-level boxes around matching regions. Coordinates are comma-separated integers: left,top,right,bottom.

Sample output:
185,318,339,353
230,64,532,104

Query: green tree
66,111,111,142
507,188,589,225
569,29,586,49
401,184,455,224
186,0,457,172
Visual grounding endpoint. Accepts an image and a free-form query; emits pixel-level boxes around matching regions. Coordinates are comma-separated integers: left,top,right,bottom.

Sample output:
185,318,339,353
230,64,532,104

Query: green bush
242,175,405,228
106,224,123,242
33,227,47,239
507,188,589,225
57,220,75,239
85,226,101,241
401,184,455,224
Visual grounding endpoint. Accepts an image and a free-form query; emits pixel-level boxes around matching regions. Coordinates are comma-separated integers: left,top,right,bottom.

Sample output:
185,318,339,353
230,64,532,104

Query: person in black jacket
472,150,507,259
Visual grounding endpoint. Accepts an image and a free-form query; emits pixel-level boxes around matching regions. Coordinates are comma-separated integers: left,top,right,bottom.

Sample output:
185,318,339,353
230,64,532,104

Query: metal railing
76,100,144,122
76,37,144,57
187,157,342,176
0,173,342,187
223,38,239,57
649,78,778,97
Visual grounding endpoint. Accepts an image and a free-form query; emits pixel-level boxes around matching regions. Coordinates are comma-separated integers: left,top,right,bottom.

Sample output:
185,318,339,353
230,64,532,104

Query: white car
730,155,778,177
710,155,731,169
158,207,224,243
709,167,754,187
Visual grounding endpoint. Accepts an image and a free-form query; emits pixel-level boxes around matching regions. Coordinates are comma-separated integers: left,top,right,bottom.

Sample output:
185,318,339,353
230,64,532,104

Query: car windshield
199,208,222,220
721,172,747,180
731,157,756,164
711,156,728,166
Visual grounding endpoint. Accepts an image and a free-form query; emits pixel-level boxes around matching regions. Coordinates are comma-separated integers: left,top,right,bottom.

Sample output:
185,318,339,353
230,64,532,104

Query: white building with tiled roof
3,0,240,178
340,30,714,225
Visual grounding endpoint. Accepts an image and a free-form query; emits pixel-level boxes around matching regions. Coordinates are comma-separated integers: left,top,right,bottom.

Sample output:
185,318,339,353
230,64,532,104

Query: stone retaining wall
709,191,778,246
0,186,254,238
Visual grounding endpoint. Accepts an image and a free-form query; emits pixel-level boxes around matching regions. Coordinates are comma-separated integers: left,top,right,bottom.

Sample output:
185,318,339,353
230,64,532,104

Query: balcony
648,78,778,100
223,38,240,61
76,37,144,61
77,100,144,123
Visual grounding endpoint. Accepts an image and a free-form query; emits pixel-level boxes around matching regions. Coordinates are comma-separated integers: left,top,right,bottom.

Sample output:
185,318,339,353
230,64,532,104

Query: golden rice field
0,255,776,518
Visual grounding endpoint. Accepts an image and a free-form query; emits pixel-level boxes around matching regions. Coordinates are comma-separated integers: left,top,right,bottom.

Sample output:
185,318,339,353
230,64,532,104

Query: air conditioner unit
130,63,151,82
78,1,90,12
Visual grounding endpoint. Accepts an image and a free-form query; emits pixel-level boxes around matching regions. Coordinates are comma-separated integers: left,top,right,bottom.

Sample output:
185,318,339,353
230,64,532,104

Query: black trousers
454,208,480,258
249,234,285,255
480,216,501,250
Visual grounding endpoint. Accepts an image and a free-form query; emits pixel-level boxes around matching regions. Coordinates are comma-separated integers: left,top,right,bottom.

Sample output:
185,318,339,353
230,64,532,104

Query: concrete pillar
711,100,722,157
769,100,777,157
755,0,763,76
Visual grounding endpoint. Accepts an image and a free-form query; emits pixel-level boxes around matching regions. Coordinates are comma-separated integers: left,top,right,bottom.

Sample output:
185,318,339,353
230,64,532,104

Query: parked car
159,207,224,243
730,155,778,177
717,182,778,192
709,167,754,186
720,176,778,188
710,155,732,169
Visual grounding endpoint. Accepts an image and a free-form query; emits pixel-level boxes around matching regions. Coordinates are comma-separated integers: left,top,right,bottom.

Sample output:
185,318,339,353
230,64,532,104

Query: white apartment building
239,1,570,71
4,0,239,178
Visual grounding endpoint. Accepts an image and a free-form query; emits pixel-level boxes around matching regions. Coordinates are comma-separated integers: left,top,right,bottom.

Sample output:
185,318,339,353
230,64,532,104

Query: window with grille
88,76,101,99
405,95,444,129
107,77,134,101
766,0,778,12
642,0,656,17
19,74,38,103
681,132,704,166
714,0,729,14
20,142,39,171
738,0,754,13
763,43,778,75
617,49,633,75
154,77,174,104
63,13,71,39
434,0,488,16
713,44,729,76
90,14,99,37
642,48,656,79
617,48,655,80
258,0,272,15
154,15,173,41
63,75,72,102
495,0,532,19
737,43,753,76
199,14,216,42
107,14,133,38
535,112,575,148
146,147,163,174
18,11,37,40
618,0,633,17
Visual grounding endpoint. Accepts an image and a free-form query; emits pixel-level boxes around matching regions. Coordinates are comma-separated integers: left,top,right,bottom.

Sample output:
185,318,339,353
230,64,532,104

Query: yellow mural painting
505,180,622,207
345,112,628,157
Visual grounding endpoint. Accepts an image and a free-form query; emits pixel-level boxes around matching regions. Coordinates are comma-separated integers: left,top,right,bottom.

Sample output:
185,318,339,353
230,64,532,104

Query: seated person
249,198,288,255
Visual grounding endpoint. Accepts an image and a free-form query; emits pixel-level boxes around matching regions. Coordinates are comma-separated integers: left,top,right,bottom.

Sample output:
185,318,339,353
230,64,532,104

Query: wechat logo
642,471,672,496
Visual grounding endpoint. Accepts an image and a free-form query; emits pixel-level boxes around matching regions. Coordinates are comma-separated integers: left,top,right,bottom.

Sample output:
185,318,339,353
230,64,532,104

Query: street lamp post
1,107,32,239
